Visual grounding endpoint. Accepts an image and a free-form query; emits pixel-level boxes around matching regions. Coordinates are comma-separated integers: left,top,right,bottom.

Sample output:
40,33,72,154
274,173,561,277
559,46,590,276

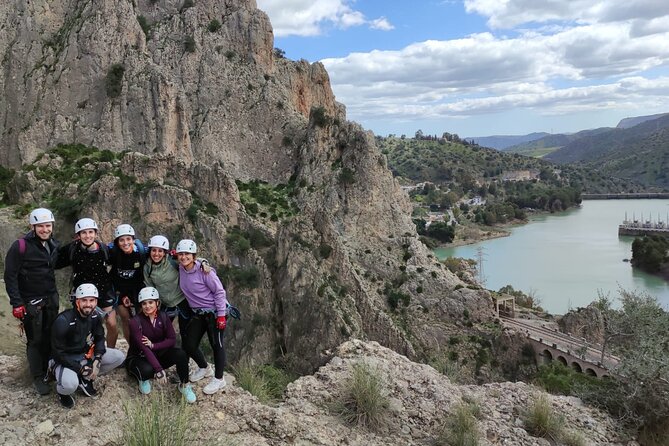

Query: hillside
617,113,669,129
545,115,669,189
378,136,643,194
504,128,612,157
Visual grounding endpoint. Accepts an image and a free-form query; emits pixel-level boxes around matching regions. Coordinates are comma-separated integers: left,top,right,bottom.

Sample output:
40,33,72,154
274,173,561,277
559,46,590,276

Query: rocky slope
0,0,493,374
0,340,636,446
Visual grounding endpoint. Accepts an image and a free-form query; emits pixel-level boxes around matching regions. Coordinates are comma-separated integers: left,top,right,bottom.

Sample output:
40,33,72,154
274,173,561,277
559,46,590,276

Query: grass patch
522,394,564,440
121,391,194,446
233,361,295,404
207,19,221,32
333,362,389,430
436,402,482,446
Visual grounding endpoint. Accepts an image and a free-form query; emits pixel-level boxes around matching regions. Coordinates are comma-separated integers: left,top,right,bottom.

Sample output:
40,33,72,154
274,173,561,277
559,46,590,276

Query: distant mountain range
466,112,669,190
463,133,549,150
545,114,669,189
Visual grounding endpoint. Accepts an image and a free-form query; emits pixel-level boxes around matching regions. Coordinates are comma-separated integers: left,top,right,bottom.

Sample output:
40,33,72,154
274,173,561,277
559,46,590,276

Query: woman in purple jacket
126,287,196,403
176,239,228,395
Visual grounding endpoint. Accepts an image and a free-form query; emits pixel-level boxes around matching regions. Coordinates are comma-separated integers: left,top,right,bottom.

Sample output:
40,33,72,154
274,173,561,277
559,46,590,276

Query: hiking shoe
202,377,226,395
58,393,75,409
138,379,152,395
179,383,197,404
189,365,213,382
78,379,97,397
34,378,51,395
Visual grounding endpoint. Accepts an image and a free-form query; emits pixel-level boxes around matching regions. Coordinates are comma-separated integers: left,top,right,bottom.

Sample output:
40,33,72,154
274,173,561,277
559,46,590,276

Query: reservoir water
434,199,669,314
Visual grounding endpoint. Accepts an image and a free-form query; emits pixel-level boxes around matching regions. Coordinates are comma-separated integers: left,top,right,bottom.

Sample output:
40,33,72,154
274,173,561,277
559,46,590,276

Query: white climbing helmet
114,223,135,239
138,287,160,303
74,283,99,299
29,208,55,225
175,239,197,254
74,218,98,233
148,235,169,250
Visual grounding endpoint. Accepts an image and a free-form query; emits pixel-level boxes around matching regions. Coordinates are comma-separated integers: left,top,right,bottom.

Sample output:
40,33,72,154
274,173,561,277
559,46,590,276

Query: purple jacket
128,311,175,372
179,260,228,317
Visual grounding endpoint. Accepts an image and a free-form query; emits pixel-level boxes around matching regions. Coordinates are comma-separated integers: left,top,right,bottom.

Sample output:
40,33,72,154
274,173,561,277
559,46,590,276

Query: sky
255,0,669,138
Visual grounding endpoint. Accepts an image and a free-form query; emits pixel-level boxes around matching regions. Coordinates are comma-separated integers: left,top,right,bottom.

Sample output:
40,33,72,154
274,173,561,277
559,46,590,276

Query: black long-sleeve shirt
4,231,63,308
51,308,106,372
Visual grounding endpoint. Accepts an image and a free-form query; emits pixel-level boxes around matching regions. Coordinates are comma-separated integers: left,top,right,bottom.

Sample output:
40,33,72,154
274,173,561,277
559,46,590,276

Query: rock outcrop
0,340,635,445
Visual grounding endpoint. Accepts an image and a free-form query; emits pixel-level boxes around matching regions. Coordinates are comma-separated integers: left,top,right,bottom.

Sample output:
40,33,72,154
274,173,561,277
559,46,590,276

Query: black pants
165,300,209,369
182,313,226,379
23,301,58,380
126,347,189,383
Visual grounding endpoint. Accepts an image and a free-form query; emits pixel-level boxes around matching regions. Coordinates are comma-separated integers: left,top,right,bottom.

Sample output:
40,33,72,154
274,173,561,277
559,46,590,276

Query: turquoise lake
434,199,669,314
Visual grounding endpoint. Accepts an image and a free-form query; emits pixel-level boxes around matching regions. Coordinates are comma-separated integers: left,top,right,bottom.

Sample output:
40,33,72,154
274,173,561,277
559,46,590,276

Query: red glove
216,315,227,330
12,305,27,319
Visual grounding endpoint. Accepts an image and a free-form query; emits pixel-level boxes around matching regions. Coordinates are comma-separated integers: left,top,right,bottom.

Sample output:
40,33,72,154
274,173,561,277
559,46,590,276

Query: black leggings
168,300,208,369
182,313,226,379
126,347,189,383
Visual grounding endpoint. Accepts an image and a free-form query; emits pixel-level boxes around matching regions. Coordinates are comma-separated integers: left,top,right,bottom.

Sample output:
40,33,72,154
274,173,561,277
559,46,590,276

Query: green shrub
233,362,296,404
233,361,271,403
137,15,151,39
226,230,251,255
522,394,564,439
319,243,333,259
207,19,221,32
334,362,389,430
386,289,410,311
339,167,355,185
223,266,260,289
122,392,194,446
560,429,587,446
105,63,125,98
436,402,482,446
184,35,196,53
310,106,330,127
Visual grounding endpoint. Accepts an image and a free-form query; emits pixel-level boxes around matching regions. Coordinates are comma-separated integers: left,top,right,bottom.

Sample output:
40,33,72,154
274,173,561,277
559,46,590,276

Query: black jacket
58,240,112,295
4,231,63,308
51,308,106,372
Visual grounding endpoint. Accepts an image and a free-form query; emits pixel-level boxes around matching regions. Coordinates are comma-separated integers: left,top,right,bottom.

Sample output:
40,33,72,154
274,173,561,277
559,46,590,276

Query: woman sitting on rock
176,239,229,395
143,235,211,382
126,286,196,403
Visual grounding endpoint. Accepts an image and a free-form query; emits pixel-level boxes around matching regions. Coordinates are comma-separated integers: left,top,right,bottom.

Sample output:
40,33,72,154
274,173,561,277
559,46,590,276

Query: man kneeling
51,283,125,408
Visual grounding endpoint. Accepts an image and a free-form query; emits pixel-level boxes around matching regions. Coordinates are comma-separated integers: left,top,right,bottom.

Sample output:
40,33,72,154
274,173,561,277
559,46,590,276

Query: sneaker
34,378,51,395
138,379,152,395
58,393,75,409
202,376,226,395
178,383,197,404
189,365,213,382
78,379,98,397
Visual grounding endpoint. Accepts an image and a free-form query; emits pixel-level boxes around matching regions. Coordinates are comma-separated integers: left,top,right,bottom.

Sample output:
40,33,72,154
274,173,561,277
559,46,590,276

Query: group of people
4,208,231,408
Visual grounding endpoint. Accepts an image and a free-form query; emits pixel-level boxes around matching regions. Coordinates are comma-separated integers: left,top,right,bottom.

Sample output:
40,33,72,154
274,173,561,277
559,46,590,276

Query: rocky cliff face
0,0,493,373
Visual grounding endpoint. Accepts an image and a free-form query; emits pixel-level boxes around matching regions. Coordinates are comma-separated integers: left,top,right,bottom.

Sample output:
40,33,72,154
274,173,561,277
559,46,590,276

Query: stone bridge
501,317,619,378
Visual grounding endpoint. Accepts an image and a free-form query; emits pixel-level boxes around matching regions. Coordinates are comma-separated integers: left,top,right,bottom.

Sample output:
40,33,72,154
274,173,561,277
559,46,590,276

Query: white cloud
464,0,669,29
370,17,394,31
256,0,394,36
321,21,669,123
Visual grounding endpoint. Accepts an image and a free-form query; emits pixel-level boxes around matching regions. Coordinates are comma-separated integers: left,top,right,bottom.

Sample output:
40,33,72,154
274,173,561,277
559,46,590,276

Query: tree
426,221,455,243
583,290,669,436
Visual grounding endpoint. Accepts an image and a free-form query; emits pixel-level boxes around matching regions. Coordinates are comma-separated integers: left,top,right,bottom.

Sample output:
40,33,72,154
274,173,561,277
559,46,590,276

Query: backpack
107,239,147,257
69,240,110,264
